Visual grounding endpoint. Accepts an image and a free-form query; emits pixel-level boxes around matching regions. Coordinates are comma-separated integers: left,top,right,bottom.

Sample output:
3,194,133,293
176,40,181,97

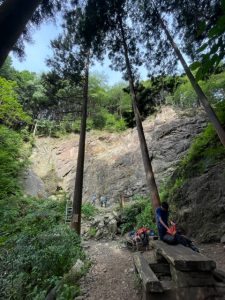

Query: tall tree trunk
118,15,160,209
157,12,225,148
0,0,41,67
71,51,90,234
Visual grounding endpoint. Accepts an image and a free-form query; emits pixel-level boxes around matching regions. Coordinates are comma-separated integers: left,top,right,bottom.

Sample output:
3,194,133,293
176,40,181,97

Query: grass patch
81,203,98,219
87,227,97,238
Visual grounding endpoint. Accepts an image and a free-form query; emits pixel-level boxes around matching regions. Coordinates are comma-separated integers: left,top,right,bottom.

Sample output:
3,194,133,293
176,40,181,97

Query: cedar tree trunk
71,51,90,234
118,14,160,209
157,12,225,148
0,0,42,67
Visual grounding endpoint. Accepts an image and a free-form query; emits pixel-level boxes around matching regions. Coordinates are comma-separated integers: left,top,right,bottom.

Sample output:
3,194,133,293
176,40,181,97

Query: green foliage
120,196,156,234
81,203,98,219
87,227,97,238
0,125,27,202
35,119,61,137
35,111,127,136
0,77,31,127
0,57,16,80
17,72,48,118
0,196,87,300
192,6,225,80
92,109,127,132
168,71,225,108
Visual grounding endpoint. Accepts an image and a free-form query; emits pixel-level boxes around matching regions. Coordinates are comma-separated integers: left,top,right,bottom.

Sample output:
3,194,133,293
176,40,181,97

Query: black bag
163,234,178,245
140,232,149,247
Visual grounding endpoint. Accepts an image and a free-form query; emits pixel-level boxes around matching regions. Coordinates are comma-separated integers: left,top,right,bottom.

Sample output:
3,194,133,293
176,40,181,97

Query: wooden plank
133,253,164,293
153,241,216,272
149,262,171,276
170,265,215,288
160,280,174,291
213,269,225,283
143,286,225,300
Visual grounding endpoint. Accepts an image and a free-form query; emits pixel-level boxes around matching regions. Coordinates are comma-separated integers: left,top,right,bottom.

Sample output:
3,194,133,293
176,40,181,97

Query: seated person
156,202,199,252
156,201,170,240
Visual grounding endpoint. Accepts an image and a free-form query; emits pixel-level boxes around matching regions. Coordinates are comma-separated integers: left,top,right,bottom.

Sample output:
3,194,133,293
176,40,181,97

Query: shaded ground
78,239,141,300
198,243,225,271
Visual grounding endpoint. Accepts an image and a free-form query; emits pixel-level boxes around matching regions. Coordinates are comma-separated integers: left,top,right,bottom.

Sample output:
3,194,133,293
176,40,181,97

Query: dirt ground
198,242,225,271
78,239,141,300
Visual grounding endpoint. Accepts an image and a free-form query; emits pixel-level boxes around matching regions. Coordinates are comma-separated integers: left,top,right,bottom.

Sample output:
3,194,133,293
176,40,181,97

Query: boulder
108,219,118,235
71,259,84,274
22,169,47,198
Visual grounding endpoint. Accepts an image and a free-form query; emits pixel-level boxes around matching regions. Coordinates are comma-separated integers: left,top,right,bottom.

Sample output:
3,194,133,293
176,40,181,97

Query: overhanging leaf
197,43,208,53
190,61,202,70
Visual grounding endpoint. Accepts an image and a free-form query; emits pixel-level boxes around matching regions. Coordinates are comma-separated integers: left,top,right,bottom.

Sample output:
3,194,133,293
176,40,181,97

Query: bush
120,196,157,234
81,203,98,219
36,120,60,137
0,197,87,300
0,77,31,127
0,125,26,202
1,225,85,299
91,110,127,132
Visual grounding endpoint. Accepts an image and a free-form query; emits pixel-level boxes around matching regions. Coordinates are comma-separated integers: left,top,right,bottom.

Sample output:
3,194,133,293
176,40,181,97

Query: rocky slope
23,106,206,203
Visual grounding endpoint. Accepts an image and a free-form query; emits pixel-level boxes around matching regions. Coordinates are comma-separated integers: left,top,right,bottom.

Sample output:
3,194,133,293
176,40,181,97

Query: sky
11,19,148,86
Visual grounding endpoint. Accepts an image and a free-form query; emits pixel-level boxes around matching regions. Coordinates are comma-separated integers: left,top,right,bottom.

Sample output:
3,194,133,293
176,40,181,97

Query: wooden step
134,253,163,293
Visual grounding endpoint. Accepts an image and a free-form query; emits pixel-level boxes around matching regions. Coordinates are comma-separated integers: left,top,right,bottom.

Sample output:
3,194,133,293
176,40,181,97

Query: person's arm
156,208,169,231
159,217,169,231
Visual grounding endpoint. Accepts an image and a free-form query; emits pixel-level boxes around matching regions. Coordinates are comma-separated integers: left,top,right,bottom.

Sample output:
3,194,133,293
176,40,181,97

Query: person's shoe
189,243,199,252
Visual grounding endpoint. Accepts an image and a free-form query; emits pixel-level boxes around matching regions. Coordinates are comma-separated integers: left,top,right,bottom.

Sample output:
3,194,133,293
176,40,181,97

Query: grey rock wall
23,106,207,203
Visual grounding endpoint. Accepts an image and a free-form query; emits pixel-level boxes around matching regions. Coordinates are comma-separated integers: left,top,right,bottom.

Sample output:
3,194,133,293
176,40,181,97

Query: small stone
83,245,90,249
71,259,84,273
221,234,225,244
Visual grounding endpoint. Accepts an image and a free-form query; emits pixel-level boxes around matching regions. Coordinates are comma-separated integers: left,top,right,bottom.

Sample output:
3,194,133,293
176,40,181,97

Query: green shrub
0,197,87,300
120,196,157,234
0,77,31,127
0,125,27,202
92,112,106,129
81,203,98,219
36,120,60,137
87,227,97,238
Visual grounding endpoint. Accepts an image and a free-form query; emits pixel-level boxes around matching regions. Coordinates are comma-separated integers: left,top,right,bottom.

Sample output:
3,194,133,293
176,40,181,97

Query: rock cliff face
176,161,225,242
23,106,206,202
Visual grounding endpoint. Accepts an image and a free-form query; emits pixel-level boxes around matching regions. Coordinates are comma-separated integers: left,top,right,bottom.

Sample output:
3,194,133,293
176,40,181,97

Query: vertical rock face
23,107,207,201
175,162,225,242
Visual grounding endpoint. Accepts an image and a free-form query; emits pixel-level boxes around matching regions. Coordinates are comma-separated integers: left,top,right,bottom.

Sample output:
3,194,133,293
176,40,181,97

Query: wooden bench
133,241,225,300
153,241,216,272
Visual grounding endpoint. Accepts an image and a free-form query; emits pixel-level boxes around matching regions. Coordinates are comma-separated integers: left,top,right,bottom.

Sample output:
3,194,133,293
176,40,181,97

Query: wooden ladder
65,199,73,224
